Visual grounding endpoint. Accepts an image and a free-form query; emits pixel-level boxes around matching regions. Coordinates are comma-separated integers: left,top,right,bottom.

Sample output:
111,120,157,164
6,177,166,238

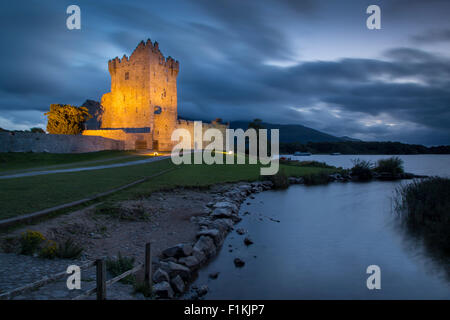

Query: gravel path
0,156,170,180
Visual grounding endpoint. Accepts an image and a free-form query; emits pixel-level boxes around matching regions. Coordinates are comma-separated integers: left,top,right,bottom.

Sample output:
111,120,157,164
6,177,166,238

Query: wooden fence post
144,242,152,293
96,259,106,300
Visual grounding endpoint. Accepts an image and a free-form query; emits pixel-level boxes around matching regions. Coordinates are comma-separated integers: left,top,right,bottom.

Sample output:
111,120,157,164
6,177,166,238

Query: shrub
303,172,330,185
350,159,373,181
267,170,289,189
95,202,150,221
39,240,58,259
375,156,404,175
20,230,45,255
56,239,83,259
106,252,135,284
134,281,153,298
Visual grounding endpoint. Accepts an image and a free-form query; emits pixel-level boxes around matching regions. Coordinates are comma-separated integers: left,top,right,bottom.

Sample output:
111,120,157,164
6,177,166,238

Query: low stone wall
0,132,124,153
82,129,152,150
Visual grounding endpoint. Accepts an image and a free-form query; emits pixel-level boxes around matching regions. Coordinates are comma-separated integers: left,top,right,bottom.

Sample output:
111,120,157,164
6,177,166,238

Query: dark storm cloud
411,29,450,44
0,0,449,145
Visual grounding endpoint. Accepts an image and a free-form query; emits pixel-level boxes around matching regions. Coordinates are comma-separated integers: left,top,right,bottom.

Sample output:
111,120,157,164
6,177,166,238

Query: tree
45,104,92,135
248,119,266,155
248,118,264,131
30,127,45,133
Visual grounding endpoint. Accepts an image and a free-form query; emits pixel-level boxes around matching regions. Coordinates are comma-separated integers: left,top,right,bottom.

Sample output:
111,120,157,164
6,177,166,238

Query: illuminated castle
83,39,226,151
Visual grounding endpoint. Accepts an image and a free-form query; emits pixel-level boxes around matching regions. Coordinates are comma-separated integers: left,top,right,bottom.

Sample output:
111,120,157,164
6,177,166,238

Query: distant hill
229,121,347,143
340,136,363,142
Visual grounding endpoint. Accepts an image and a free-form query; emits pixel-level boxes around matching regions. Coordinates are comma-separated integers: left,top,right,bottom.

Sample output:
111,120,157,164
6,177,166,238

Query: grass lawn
0,154,336,220
0,151,139,174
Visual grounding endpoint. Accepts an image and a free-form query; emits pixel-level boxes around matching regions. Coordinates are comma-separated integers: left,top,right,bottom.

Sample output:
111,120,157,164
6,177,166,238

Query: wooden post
144,242,152,293
96,259,106,300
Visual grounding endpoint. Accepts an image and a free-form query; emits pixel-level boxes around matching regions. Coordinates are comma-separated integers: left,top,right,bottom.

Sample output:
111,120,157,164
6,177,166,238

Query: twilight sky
1,0,450,145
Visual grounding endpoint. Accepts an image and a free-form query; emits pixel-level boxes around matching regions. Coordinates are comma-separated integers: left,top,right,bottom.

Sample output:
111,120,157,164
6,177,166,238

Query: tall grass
395,177,450,273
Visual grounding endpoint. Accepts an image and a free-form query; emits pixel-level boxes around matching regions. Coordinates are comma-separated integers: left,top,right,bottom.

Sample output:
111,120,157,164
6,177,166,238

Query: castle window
125,72,129,80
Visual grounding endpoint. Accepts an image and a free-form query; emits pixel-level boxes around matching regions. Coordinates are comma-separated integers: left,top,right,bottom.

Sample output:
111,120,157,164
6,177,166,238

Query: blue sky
1,0,450,145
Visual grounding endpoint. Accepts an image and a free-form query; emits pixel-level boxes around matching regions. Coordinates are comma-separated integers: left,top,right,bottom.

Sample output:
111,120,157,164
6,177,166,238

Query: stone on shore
160,261,191,280
193,235,217,258
196,228,224,246
153,268,169,283
154,281,174,299
178,255,200,270
234,258,245,268
213,201,238,213
170,275,185,293
162,243,193,258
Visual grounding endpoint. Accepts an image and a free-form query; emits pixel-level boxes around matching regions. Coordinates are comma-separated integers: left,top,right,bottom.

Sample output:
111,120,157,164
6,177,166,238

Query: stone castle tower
100,39,179,150
83,39,227,151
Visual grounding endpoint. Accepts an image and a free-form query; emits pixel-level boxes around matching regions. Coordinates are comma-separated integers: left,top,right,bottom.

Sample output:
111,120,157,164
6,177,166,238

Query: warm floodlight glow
228,150,234,155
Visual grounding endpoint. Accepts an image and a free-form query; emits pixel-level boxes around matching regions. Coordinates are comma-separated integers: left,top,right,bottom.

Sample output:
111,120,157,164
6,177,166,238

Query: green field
0,151,141,174
0,154,336,220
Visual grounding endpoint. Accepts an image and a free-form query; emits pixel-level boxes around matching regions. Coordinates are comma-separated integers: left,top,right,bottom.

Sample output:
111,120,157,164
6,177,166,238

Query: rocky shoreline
150,181,274,299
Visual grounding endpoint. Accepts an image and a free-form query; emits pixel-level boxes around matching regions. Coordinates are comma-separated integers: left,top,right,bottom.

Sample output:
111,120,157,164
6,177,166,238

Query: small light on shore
153,152,159,156
228,150,233,155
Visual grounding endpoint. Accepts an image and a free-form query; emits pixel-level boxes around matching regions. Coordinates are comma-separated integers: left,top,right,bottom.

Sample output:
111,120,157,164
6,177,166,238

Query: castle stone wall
0,132,124,153
82,129,152,150
175,120,228,150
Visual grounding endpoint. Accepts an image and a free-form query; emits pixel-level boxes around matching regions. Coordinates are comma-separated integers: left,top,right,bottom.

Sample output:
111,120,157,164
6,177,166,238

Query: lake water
190,155,450,299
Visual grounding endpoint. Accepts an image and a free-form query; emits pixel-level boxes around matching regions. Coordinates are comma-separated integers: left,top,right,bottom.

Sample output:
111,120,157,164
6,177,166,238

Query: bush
39,240,58,259
95,202,150,221
56,238,83,259
134,281,153,298
375,156,404,175
267,170,289,189
106,252,135,284
303,172,331,185
350,159,373,181
20,230,45,255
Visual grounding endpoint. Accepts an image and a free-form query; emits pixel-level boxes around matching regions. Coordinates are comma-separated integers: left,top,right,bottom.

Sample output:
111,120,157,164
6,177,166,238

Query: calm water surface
191,155,450,299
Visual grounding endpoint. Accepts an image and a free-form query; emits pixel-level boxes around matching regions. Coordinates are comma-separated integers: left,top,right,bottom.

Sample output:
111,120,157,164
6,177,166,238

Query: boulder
153,281,174,299
234,258,245,268
162,243,193,258
214,201,238,213
153,268,169,283
197,228,224,246
192,248,207,264
244,237,254,246
196,285,209,297
170,275,185,293
211,207,233,219
160,261,191,280
193,235,216,258
178,255,201,270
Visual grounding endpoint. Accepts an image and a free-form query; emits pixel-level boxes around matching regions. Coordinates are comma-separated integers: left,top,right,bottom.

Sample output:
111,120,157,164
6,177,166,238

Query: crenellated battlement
108,39,179,74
